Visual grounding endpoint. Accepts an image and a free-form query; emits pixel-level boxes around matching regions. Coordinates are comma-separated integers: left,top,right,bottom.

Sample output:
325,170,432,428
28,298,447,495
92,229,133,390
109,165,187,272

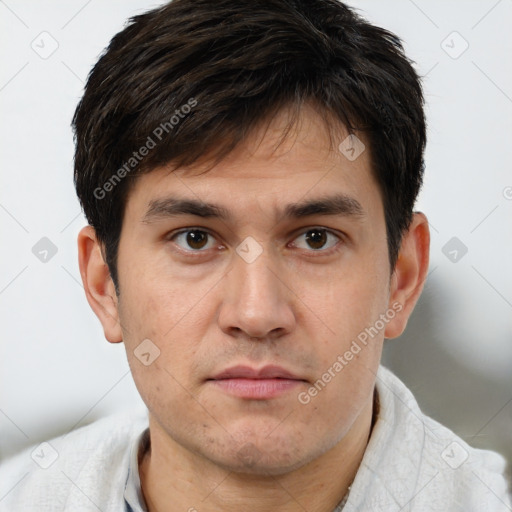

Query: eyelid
288,226,344,252
168,227,220,253
167,226,345,254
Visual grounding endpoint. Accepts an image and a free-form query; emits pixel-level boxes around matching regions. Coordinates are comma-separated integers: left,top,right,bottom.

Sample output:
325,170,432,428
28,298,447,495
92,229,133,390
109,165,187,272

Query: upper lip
209,365,305,381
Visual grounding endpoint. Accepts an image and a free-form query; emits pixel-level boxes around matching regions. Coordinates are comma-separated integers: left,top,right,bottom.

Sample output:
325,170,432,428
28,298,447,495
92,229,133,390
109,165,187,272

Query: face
114,106,395,475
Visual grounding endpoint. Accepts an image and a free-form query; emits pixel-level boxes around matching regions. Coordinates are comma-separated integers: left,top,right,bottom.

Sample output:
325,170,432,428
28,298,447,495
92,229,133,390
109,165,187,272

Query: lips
207,365,307,400
210,365,304,381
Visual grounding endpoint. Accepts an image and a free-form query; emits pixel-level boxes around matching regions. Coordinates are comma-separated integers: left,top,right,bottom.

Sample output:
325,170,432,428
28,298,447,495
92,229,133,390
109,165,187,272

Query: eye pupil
177,229,334,253
187,230,208,249
305,229,327,249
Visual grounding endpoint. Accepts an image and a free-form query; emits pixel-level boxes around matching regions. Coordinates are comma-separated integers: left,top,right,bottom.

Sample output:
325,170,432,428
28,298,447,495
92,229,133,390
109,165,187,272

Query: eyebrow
142,193,365,223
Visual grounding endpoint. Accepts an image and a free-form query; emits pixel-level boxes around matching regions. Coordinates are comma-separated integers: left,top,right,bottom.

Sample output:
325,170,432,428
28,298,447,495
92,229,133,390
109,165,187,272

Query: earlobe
77,225,123,343
384,212,430,339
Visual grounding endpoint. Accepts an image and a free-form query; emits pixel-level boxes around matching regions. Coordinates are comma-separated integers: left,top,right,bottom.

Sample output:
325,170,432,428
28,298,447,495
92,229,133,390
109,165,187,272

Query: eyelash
167,227,345,257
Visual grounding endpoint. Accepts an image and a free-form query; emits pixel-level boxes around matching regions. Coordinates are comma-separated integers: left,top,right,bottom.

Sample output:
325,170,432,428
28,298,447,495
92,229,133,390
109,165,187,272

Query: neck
140,394,375,512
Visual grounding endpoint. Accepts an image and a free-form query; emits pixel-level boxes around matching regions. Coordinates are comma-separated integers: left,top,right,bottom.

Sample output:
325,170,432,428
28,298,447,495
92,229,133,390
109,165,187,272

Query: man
0,0,510,510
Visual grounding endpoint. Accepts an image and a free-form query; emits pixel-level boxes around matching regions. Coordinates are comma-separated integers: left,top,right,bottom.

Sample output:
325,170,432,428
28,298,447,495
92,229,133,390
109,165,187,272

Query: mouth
207,365,308,400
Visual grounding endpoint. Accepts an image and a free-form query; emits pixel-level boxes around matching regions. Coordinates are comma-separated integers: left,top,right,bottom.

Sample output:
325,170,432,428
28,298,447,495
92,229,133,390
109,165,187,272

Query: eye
170,229,217,251
291,228,342,252
168,227,342,255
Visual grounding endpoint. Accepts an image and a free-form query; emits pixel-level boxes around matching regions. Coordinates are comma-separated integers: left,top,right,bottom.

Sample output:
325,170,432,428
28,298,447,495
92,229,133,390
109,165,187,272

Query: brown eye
293,228,340,252
172,229,214,251
305,229,328,249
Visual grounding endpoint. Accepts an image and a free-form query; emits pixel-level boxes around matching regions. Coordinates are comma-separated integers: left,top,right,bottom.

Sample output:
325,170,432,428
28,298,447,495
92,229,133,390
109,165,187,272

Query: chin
205,435,324,477
217,453,311,477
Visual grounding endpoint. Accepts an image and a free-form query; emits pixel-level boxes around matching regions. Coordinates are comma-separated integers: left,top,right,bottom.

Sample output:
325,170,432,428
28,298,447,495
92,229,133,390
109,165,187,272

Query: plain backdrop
1,0,511,475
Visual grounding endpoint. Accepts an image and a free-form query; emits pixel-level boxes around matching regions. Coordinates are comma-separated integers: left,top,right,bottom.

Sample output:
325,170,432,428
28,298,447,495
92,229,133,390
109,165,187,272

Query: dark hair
73,0,426,292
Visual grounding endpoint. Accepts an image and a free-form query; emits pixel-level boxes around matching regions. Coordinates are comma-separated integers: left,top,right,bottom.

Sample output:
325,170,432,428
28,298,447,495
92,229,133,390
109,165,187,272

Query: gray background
1,0,511,481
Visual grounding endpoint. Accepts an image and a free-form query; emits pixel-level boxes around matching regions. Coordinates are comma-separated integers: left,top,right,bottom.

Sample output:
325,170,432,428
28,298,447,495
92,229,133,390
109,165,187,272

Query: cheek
299,258,388,409
117,246,207,340
309,260,389,340
117,271,212,406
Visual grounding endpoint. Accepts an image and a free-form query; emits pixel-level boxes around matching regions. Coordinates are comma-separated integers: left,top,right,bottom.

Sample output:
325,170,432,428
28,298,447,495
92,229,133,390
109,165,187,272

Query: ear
77,225,123,343
384,212,430,339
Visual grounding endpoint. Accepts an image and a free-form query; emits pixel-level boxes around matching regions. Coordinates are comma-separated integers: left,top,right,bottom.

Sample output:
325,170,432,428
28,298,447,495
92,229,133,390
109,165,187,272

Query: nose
217,243,296,341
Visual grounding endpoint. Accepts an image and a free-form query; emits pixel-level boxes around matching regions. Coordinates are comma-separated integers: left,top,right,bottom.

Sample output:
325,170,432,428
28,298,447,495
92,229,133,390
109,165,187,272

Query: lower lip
209,378,303,399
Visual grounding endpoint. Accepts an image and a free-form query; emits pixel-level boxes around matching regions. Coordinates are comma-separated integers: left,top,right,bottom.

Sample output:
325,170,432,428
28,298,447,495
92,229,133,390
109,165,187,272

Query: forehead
125,106,382,223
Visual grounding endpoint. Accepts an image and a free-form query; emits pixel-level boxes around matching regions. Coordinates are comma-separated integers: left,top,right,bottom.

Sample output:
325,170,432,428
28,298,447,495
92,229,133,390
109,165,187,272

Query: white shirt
0,366,510,511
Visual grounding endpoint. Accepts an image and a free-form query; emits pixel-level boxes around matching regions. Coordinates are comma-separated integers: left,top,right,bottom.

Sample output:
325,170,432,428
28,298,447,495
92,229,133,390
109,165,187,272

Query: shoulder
0,409,148,512
419,405,510,511
366,366,511,511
